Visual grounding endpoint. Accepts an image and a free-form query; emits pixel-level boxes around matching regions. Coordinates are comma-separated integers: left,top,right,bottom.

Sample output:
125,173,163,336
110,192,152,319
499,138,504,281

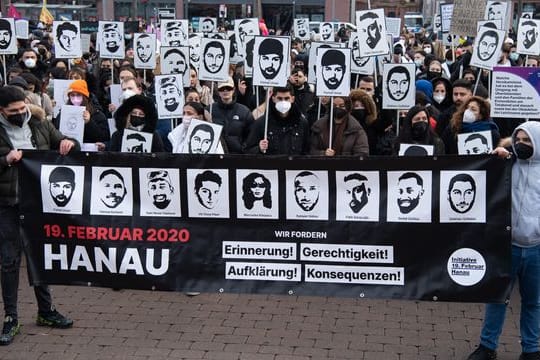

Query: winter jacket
310,114,369,156
211,99,254,154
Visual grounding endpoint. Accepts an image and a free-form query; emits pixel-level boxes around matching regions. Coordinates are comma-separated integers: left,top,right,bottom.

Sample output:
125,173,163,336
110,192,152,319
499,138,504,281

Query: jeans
0,206,52,319
480,244,540,353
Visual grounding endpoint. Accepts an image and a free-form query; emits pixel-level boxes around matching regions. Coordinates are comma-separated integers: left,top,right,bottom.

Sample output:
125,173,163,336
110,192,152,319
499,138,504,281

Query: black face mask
6,113,25,127
411,122,428,140
130,115,145,127
427,71,442,80
514,142,534,160
333,108,348,120
351,109,366,122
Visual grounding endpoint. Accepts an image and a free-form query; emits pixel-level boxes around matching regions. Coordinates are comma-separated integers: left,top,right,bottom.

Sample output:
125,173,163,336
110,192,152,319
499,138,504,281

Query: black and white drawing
52,79,72,117
485,0,510,29
155,74,184,119
243,35,256,77
286,170,329,220
440,171,486,223
336,171,380,222
0,18,17,55
387,171,432,223
234,18,259,56
398,144,434,156
442,32,461,47
517,18,540,56
253,36,290,87
41,165,84,214
90,167,133,216
307,41,343,84
160,46,190,87
477,19,503,31
53,21,82,58
470,26,506,70
349,32,375,75
98,21,125,59
294,19,310,40
198,37,230,82
181,119,223,154
188,33,202,69
236,169,279,219
160,20,188,46
355,9,389,57
383,63,416,109
139,168,181,217
320,22,334,41
121,129,153,153
316,48,351,97
187,169,230,218
134,33,156,69
228,31,243,64
199,17,217,34
458,131,493,155
59,105,85,145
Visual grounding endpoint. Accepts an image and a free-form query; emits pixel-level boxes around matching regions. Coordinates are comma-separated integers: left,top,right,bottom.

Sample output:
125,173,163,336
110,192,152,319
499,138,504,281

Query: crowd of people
0,15,539,358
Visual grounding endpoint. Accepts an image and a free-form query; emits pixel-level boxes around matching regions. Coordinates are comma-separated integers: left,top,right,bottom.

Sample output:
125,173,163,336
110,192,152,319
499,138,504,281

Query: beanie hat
415,79,433,100
67,79,89,98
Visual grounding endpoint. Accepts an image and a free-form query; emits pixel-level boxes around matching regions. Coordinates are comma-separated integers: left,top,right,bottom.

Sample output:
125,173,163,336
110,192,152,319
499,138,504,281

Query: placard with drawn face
477,19,503,31
398,144,434,156
286,170,329,221
382,63,416,110
53,21,82,58
236,169,279,219
234,18,260,57
320,22,335,42
121,129,153,153
294,18,310,40
134,33,156,69
355,9,389,57
188,33,202,69
349,32,375,75
59,105,85,145
160,46,190,87
335,171,380,222
470,26,506,70
253,36,291,87
440,170,486,223
0,18,17,55
98,21,125,59
243,35,255,78
228,31,243,65
187,168,230,218
154,74,184,119
442,32,461,47
90,167,133,216
307,41,344,84
139,168,181,217
485,0,510,30
199,17,217,34
160,20,188,46
198,37,230,82
15,19,29,40
387,171,432,223
517,18,540,56
457,130,493,155
181,119,223,154
316,48,351,97
41,165,85,215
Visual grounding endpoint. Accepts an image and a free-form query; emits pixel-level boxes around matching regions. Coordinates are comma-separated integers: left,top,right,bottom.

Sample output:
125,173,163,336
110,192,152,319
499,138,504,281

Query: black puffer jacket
211,98,254,154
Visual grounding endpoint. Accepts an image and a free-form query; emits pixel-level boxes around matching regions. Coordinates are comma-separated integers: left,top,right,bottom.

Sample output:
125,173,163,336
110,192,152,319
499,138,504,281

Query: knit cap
67,79,89,97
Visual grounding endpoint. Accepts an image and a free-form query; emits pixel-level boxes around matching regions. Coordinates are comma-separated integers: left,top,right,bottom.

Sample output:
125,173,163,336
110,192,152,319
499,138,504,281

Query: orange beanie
67,79,89,98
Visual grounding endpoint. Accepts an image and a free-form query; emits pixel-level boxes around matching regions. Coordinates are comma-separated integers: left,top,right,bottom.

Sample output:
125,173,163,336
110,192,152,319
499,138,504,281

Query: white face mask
463,109,477,123
24,58,36,69
121,89,137,102
414,59,424,68
423,47,432,54
182,116,192,128
433,94,445,104
275,100,291,115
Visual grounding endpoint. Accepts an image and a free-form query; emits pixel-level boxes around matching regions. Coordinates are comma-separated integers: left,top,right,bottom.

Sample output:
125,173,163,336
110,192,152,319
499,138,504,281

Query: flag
7,4,22,19
39,0,54,25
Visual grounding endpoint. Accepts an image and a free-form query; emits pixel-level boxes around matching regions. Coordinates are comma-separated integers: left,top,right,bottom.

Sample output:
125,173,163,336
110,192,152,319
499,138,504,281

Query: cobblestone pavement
0,265,522,360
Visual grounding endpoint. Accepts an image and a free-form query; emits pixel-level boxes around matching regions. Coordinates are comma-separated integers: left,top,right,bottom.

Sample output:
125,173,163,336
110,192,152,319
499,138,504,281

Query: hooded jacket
511,121,540,248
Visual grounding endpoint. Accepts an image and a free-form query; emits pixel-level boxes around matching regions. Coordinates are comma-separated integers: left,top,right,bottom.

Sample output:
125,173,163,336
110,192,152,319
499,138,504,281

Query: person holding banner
393,105,445,156
0,85,76,345
310,96,369,157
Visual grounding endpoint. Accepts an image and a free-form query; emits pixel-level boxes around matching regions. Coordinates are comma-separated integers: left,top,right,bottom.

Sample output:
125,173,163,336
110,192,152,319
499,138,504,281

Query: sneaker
0,316,20,346
36,310,73,328
467,344,497,360
520,351,540,360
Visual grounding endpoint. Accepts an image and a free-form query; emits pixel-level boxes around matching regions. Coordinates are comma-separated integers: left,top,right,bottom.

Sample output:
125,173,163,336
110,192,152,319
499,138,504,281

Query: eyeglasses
251,183,265,188
219,87,234,92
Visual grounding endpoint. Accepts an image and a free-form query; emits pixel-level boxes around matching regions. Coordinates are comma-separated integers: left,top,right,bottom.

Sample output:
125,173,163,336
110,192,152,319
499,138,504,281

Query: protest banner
450,0,487,37
491,66,540,118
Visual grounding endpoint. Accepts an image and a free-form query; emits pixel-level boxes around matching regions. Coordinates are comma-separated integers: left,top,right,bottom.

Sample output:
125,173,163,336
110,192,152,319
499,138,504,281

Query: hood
431,77,453,105
512,121,540,161
27,104,46,121
114,95,158,132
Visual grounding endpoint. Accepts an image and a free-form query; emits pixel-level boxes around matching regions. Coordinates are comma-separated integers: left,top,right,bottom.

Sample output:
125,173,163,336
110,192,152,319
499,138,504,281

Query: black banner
20,151,512,303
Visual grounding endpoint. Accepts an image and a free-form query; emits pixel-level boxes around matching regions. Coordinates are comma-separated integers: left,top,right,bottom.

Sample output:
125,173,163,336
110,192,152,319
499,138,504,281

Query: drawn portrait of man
520,20,539,50
102,23,123,54
98,169,128,209
295,19,309,39
397,172,425,214
358,11,382,50
136,34,154,63
477,29,500,61
242,172,272,210
189,33,202,65
56,22,78,53
321,22,334,41
258,38,284,80
124,132,149,153
237,19,258,45
189,123,214,154
194,170,222,209
158,76,183,113
321,49,346,90
487,1,507,21
203,40,226,74
200,18,216,33
350,33,371,68
147,170,174,210
163,48,188,75
344,173,371,214
48,166,76,207
386,65,411,101
447,173,476,214
294,171,320,212
464,133,490,154
163,21,186,46
0,19,12,50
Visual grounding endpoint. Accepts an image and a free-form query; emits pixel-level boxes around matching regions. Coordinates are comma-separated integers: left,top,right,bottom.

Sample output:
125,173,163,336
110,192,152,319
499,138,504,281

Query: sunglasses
219,87,234,92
